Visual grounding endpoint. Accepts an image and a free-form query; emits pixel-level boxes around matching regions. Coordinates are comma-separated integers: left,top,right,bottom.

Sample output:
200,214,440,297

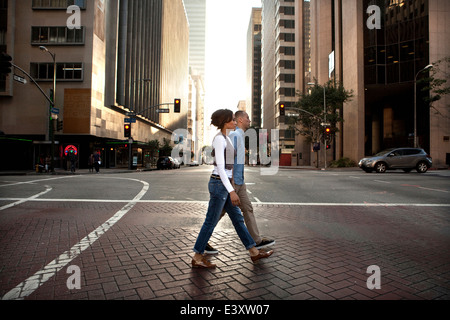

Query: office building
0,0,190,170
297,0,450,167
247,7,262,128
262,0,298,166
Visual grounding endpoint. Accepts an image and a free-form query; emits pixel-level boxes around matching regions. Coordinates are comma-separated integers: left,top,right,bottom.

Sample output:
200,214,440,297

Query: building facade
0,0,190,170
247,7,262,128
262,0,298,166
184,0,207,163
288,0,449,167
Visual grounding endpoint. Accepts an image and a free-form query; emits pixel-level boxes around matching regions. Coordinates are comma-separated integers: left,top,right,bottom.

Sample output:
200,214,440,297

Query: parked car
172,158,181,169
358,148,432,173
157,157,175,170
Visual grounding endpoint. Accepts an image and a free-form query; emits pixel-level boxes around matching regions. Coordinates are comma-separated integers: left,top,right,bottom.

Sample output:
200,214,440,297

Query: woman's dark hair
211,109,233,129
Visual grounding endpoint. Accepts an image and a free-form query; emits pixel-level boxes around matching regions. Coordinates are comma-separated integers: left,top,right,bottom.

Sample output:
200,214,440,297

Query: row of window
32,0,86,9
31,62,83,81
32,26,85,45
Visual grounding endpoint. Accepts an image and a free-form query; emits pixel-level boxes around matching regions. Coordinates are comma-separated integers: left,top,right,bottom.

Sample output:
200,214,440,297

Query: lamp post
307,82,327,169
40,46,56,172
414,64,433,148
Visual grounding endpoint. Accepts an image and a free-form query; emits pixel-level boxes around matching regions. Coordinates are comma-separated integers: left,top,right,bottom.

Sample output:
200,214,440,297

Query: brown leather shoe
191,257,217,269
251,249,274,263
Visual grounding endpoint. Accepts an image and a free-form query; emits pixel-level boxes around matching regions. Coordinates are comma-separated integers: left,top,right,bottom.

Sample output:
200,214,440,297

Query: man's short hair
235,110,246,119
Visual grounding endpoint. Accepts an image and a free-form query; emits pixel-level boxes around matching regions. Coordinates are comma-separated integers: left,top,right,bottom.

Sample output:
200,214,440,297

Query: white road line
253,197,262,203
374,180,391,184
0,176,74,188
0,198,449,207
0,185,53,211
1,178,149,300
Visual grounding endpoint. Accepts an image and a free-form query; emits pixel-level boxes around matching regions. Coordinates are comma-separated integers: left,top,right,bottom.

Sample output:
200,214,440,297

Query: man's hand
229,191,241,206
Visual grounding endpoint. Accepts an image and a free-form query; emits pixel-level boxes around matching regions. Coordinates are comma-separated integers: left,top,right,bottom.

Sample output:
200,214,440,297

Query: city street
0,166,449,306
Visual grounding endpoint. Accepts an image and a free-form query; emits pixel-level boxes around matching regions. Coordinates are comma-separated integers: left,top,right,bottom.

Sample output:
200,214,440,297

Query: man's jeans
193,178,256,254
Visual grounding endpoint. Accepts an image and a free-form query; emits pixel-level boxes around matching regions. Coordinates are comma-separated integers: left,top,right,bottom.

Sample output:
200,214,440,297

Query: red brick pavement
0,201,449,301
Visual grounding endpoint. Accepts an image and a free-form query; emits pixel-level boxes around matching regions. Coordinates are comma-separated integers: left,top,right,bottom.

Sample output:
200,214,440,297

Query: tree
159,138,173,156
148,139,160,157
287,80,353,144
420,56,450,117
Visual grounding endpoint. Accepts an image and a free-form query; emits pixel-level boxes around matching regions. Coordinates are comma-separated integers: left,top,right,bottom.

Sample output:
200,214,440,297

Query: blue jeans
193,178,256,254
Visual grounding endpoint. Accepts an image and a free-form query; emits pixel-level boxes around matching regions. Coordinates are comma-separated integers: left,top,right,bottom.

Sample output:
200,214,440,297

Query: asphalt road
1,166,449,205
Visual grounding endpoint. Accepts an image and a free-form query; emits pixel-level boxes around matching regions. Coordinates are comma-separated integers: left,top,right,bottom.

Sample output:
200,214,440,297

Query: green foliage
329,157,357,168
419,56,450,117
159,138,173,156
287,80,353,143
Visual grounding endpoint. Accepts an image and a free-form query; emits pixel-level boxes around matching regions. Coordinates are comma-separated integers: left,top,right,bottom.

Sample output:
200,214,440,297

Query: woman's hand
229,191,241,207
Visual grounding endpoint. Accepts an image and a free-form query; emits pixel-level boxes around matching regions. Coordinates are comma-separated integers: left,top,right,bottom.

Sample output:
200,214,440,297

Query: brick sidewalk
0,201,449,301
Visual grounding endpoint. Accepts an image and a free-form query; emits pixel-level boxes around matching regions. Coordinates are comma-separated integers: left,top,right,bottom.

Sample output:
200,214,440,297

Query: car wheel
375,162,387,173
416,161,429,173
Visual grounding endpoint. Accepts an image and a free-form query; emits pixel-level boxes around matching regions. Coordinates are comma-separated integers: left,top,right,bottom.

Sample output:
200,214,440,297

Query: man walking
206,111,275,254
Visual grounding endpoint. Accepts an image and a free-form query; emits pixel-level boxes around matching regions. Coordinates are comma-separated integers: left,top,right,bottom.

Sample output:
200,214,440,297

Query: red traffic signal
279,103,285,116
174,99,181,113
124,124,131,137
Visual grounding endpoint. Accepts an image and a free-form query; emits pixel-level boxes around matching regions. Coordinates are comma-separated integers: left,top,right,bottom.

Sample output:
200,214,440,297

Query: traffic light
324,126,331,140
279,103,285,116
0,53,12,76
174,98,181,113
124,124,131,137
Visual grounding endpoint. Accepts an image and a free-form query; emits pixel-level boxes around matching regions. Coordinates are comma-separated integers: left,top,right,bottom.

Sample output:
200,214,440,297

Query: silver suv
358,148,432,173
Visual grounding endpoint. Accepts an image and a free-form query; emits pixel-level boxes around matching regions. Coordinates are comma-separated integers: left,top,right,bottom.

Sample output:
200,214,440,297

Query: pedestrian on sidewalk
93,151,101,173
88,153,94,173
191,109,273,268
206,111,275,255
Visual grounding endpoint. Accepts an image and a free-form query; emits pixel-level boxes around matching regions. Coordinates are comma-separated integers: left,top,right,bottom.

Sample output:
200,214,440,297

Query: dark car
358,148,432,173
157,157,175,170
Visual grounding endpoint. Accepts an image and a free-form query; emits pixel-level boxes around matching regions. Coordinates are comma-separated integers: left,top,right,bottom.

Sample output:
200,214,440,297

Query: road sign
51,107,60,115
124,118,136,123
156,109,169,113
13,74,27,84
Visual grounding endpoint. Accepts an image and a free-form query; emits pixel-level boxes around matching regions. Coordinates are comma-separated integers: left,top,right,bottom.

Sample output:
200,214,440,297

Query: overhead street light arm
11,63,55,107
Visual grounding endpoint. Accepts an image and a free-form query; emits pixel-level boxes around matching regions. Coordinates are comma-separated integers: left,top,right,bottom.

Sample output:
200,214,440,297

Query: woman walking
191,109,273,268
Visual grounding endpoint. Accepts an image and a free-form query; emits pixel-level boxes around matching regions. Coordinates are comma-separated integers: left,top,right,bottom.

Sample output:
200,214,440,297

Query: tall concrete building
247,7,262,128
262,0,298,166
184,0,207,159
0,0,190,170
294,0,450,167
184,0,207,78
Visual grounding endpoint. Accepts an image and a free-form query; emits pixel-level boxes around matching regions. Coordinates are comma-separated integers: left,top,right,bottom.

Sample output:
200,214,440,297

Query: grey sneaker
205,243,219,254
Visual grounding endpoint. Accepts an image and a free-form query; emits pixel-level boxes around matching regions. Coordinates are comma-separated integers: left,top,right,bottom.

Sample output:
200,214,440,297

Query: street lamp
414,64,433,148
40,46,56,172
308,82,327,169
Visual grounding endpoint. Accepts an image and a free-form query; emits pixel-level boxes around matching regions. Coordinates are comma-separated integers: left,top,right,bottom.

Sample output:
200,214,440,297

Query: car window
404,149,420,155
391,150,404,156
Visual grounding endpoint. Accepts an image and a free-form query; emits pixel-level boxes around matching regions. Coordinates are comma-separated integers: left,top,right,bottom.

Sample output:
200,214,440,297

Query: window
281,33,295,42
31,26,85,45
31,62,83,81
32,0,86,9
281,46,295,55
